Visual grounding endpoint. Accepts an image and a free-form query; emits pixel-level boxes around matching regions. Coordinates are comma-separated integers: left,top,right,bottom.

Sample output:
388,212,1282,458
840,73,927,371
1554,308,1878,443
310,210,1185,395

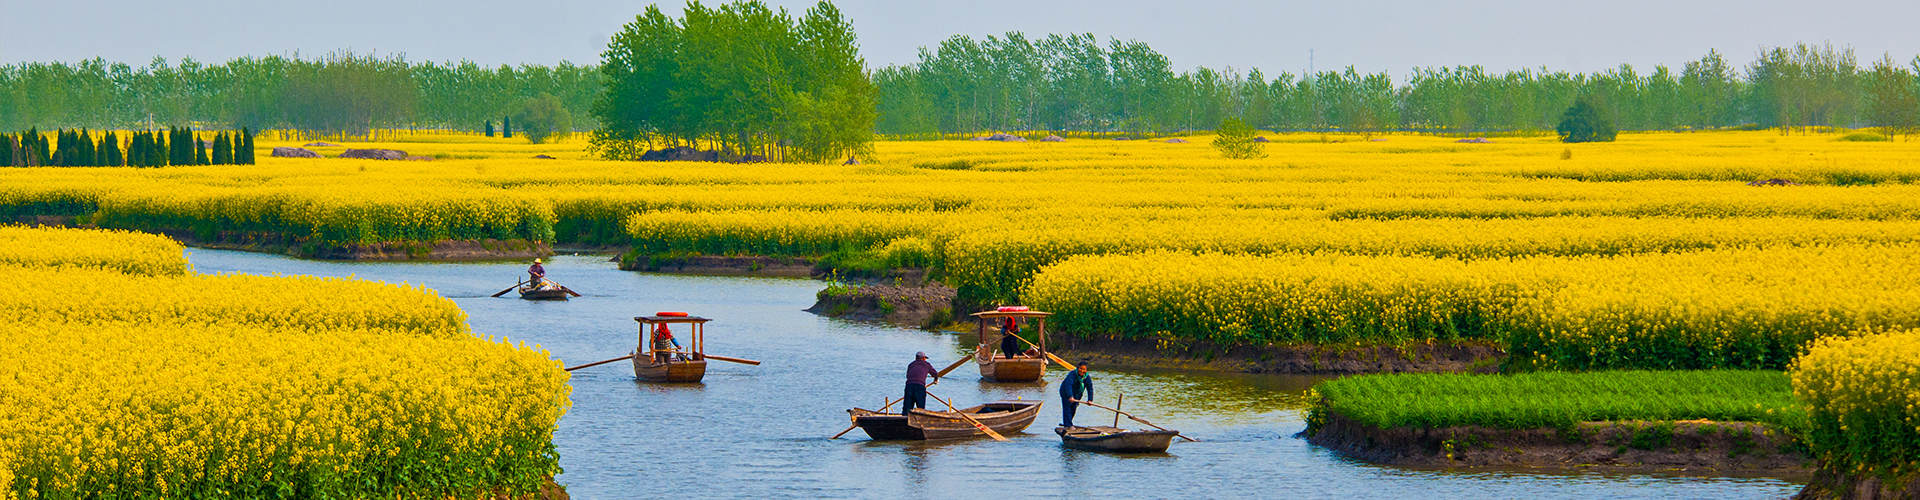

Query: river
189,250,1804,499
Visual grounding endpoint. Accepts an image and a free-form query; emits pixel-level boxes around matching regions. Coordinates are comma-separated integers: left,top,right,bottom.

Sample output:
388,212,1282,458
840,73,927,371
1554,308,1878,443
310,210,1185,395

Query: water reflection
188,249,1807,499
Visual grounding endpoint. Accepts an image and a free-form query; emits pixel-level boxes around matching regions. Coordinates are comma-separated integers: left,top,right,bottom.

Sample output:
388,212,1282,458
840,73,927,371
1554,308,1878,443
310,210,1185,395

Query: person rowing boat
1059,360,1093,427
904,351,939,412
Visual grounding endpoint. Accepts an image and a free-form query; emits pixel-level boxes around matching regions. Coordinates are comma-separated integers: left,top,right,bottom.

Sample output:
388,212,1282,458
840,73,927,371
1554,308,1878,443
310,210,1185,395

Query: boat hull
1054,426,1178,453
978,357,1045,382
519,288,570,300
850,400,1042,440
633,357,706,382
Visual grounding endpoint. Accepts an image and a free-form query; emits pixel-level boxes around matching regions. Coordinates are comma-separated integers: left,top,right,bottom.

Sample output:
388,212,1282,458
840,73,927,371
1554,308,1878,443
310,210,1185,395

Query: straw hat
915,351,928,359
533,258,542,263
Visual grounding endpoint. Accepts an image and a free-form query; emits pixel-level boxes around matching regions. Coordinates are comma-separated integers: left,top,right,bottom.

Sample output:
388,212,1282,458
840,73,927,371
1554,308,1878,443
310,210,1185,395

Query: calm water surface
190,250,1804,499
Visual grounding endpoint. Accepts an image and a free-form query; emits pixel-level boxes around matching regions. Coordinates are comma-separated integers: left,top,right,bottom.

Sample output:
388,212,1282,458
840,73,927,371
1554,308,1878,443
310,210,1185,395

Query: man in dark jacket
1059,360,1093,427
1000,317,1022,358
904,351,939,412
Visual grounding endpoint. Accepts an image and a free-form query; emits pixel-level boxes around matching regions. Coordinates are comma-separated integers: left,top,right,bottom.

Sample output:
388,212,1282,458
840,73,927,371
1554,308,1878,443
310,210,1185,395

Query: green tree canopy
590,1,876,163
1557,97,1616,143
1213,116,1263,159
513,94,573,144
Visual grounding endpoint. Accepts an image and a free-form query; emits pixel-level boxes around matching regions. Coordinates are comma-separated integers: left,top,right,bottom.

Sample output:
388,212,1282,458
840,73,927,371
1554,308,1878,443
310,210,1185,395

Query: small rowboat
848,400,1041,440
520,287,570,300
1054,426,1179,453
519,280,579,301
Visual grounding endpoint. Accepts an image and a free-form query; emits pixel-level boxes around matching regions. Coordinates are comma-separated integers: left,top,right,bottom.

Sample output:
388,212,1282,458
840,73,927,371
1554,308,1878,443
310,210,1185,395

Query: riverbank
1307,412,1810,474
1051,334,1504,375
12,215,553,260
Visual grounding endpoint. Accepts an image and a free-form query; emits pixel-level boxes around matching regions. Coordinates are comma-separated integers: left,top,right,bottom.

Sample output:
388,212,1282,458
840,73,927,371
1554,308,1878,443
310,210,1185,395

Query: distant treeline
4,127,255,167
6,37,1917,140
875,37,1920,137
0,52,600,138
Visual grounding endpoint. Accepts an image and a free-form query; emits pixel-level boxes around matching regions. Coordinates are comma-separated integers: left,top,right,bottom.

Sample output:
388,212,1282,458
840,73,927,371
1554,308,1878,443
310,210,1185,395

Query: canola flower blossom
0,227,569,498
1791,329,1920,479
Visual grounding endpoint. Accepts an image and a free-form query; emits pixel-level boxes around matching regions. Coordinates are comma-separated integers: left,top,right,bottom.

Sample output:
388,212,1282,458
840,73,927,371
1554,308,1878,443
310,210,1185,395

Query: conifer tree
212,132,230,165
78,129,97,166
240,128,256,164
194,132,210,165
1,133,12,167
154,130,169,167
502,115,512,139
128,132,145,167
102,131,123,166
485,120,494,137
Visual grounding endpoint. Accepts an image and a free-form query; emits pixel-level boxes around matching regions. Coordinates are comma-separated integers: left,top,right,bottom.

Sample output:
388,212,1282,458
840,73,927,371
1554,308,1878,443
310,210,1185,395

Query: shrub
1557,98,1616,143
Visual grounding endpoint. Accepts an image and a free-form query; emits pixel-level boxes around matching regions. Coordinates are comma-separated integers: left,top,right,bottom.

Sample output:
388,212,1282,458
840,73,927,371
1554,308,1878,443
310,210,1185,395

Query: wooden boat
971,308,1053,382
519,287,570,300
1054,426,1179,453
518,280,578,301
633,314,711,382
848,400,1042,440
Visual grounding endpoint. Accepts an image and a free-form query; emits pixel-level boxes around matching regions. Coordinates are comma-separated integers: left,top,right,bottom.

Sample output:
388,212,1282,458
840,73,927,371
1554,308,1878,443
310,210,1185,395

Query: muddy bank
1795,469,1920,499
619,253,818,277
479,477,568,500
1049,334,1505,374
805,279,957,329
1308,412,1811,475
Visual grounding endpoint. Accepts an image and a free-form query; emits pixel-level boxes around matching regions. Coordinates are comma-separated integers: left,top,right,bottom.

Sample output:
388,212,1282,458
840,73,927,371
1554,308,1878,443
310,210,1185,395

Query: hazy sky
4,0,1917,80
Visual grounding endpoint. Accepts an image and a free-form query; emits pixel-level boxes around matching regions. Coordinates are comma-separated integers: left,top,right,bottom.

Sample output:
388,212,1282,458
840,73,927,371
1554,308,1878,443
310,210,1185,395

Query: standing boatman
527,258,547,287
1059,360,1093,427
904,352,939,413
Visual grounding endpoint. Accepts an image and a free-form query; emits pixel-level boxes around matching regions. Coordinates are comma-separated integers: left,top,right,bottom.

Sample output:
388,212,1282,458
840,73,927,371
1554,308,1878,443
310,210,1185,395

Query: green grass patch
1308,370,1806,433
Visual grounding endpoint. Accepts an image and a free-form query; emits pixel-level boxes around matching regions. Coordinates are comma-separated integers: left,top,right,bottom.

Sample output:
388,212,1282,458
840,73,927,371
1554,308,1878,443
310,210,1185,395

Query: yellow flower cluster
1791,329,1920,478
1026,246,1920,370
0,225,184,276
0,227,569,498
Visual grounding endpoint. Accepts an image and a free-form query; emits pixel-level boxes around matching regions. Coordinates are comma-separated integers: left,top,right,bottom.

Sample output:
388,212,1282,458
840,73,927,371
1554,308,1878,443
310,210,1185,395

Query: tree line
3,127,255,167
875,38,1920,139
589,0,875,162
6,30,1916,144
0,52,601,139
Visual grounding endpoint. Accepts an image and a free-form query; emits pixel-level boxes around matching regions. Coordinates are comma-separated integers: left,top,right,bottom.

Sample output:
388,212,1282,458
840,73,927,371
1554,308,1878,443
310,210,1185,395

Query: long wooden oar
564,354,633,372
831,397,899,439
560,286,582,297
490,279,528,297
1006,333,1076,371
701,353,762,365
1072,398,1198,442
925,390,1008,442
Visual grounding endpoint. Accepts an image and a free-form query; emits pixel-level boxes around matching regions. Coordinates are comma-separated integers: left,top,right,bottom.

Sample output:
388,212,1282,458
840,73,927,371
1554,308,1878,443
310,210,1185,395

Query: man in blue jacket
1059,360,1093,427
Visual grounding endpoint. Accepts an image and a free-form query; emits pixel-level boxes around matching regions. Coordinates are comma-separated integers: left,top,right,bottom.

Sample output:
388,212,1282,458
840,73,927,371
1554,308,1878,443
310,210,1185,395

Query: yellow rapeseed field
0,226,568,498
1792,328,1920,478
1026,245,1920,370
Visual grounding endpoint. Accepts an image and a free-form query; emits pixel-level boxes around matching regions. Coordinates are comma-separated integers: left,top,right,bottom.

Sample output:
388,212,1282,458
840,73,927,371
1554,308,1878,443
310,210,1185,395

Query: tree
101,131,122,166
502,115,512,139
212,131,232,164
511,94,572,144
194,132,210,165
485,120,494,137
1213,116,1263,158
591,0,876,162
239,128,256,164
1862,55,1919,141
1557,97,1616,142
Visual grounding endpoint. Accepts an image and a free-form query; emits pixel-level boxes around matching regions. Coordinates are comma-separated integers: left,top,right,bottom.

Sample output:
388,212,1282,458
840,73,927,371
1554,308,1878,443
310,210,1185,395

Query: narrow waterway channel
189,250,1805,499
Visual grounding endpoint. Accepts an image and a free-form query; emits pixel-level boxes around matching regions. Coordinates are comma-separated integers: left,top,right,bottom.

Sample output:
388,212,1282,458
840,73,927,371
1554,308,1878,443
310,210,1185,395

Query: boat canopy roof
634,316,713,323
970,310,1052,319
